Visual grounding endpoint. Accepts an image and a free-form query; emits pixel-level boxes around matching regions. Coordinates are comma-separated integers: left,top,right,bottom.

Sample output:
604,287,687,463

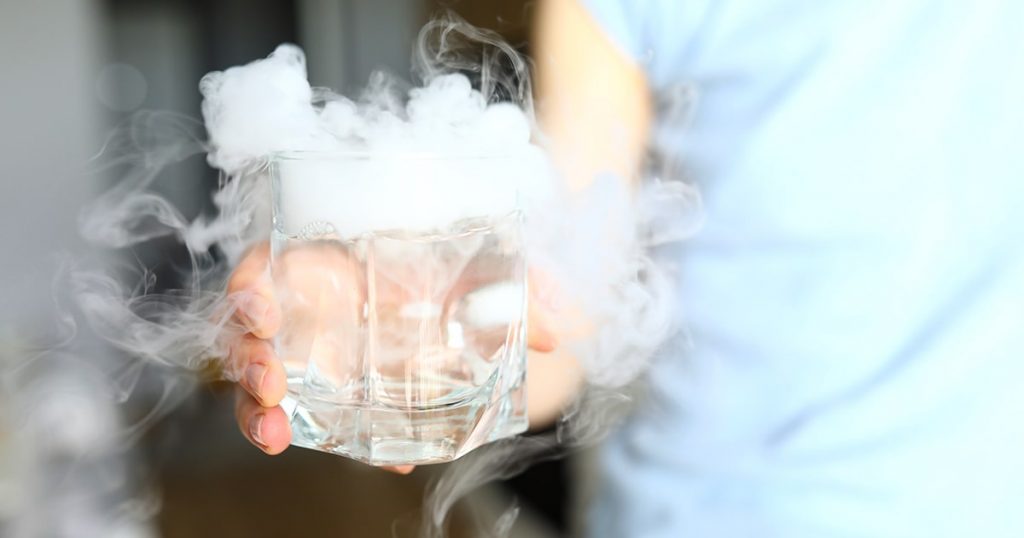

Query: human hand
225,242,558,472
225,242,290,455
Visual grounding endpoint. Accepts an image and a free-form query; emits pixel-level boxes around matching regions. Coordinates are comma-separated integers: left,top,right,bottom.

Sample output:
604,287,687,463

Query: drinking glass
269,151,528,465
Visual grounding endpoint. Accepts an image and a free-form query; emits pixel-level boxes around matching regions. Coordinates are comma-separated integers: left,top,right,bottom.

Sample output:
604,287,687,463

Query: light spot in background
95,63,149,112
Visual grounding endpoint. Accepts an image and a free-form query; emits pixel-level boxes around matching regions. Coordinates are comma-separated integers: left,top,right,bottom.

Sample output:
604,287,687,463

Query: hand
225,242,558,472
226,242,290,455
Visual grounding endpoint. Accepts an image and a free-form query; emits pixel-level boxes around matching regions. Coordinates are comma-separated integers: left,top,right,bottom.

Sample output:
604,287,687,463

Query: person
227,0,1024,535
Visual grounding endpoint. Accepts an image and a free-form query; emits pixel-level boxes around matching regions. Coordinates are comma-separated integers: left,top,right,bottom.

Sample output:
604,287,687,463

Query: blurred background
0,1,574,536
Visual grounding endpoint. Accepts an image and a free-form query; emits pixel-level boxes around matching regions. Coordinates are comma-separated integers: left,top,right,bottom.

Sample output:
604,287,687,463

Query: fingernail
239,294,271,329
249,414,267,448
246,363,267,398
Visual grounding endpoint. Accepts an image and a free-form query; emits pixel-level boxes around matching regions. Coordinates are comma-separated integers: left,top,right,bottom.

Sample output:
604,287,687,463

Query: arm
534,0,653,192
526,0,654,428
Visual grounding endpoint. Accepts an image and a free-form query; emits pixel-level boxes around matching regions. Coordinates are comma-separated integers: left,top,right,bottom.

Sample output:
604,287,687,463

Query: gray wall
0,0,105,337
298,0,425,92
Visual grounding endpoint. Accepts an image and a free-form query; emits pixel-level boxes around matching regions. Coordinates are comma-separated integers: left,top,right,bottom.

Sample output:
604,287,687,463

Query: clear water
270,213,528,465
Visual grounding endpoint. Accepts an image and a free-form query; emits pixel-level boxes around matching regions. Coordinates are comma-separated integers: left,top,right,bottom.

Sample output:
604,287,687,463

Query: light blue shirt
582,1,1024,536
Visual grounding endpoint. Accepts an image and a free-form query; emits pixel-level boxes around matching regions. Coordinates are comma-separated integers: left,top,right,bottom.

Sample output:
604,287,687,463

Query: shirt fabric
580,1,1024,536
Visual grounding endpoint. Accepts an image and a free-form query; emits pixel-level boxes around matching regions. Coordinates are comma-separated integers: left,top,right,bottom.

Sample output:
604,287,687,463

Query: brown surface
160,447,477,538
155,387,474,538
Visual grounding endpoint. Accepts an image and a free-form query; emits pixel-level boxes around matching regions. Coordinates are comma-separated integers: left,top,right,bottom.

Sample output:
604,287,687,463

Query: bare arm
526,0,653,427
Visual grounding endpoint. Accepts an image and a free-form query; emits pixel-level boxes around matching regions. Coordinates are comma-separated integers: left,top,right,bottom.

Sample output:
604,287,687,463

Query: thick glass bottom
281,384,527,466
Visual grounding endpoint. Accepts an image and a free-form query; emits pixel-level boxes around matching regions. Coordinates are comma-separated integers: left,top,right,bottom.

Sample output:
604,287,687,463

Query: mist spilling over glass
269,151,528,465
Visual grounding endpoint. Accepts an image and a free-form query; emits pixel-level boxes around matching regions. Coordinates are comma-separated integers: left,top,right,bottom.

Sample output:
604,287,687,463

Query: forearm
526,0,654,429
534,0,652,192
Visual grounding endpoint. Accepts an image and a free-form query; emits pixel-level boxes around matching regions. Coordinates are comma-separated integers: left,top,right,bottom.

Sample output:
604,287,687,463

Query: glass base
281,385,527,466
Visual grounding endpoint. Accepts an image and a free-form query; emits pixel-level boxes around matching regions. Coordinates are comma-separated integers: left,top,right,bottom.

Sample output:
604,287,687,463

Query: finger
527,267,561,353
227,243,281,339
381,465,415,475
230,334,288,407
527,300,559,353
235,387,291,455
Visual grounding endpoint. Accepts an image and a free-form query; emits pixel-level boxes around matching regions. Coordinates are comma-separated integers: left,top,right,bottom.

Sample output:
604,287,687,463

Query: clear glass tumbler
269,151,528,465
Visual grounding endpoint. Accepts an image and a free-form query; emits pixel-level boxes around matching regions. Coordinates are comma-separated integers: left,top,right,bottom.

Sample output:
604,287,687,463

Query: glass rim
270,149,530,162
